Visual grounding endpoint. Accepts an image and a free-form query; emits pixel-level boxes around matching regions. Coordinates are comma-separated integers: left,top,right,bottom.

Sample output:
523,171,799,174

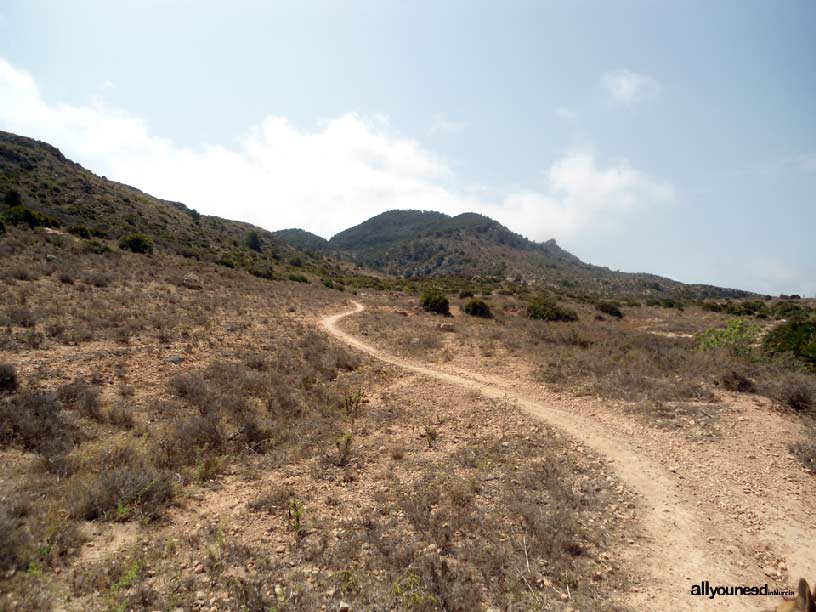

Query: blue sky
0,0,814,295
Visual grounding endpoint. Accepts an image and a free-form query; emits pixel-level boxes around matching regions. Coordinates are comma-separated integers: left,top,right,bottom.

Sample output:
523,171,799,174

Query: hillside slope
0,131,311,280
302,209,750,298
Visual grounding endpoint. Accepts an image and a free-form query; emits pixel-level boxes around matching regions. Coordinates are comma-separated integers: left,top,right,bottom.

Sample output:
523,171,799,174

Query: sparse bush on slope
596,301,624,319
3,205,61,229
764,319,816,367
420,289,450,315
463,299,493,319
0,363,18,394
695,318,760,356
526,298,578,322
119,233,154,255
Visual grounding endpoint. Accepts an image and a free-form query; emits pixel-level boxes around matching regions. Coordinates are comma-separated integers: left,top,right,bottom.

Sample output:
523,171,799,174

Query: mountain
299,209,744,298
328,210,581,275
1,130,750,299
277,209,752,298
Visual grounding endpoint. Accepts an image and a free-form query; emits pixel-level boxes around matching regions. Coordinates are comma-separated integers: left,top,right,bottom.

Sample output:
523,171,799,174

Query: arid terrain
1,222,814,612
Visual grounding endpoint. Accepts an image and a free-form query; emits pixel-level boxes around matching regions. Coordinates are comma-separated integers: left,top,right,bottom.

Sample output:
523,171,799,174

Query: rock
167,355,183,365
439,322,455,332
338,601,351,612
409,337,420,346
182,272,204,289
45,254,57,262
396,311,409,317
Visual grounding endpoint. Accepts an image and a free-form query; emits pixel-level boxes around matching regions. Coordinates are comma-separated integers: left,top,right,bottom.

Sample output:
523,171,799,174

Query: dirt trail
323,301,813,611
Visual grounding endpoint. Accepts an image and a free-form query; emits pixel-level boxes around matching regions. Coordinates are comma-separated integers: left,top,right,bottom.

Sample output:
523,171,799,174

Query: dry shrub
106,402,135,429
0,390,74,458
759,369,816,414
0,501,31,571
720,369,756,393
248,485,295,513
69,461,174,521
790,439,816,472
58,376,103,421
4,305,36,328
155,414,224,470
0,362,19,394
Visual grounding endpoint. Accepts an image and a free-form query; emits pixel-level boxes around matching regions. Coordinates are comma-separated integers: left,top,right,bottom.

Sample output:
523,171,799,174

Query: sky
0,0,814,295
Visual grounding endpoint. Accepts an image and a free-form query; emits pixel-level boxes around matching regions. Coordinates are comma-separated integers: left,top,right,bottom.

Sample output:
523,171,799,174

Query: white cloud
497,152,673,239
0,56,672,247
600,69,660,104
427,113,468,136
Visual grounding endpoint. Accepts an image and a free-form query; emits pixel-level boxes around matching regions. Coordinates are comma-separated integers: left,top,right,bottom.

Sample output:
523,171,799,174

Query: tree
119,233,154,255
3,190,22,208
246,231,263,253
463,299,493,318
420,289,450,315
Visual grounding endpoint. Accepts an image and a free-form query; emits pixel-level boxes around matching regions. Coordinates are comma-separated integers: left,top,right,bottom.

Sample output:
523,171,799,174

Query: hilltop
278,210,752,299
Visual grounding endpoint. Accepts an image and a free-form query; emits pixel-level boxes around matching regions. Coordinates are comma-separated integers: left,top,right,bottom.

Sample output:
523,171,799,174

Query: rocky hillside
279,210,751,298
0,130,750,299
0,131,317,281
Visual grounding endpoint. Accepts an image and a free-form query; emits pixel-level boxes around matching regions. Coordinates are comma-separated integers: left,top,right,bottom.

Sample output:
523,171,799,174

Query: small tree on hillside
246,231,263,253
420,289,450,315
3,190,22,208
119,233,154,255
463,299,493,319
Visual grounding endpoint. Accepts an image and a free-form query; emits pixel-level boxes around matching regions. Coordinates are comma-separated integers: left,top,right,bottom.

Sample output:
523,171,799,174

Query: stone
182,272,204,289
439,322,455,332
45,254,57,262
167,355,183,365
338,601,351,612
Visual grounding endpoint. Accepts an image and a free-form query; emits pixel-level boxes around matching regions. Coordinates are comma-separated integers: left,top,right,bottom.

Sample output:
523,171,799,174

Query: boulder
182,272,203,289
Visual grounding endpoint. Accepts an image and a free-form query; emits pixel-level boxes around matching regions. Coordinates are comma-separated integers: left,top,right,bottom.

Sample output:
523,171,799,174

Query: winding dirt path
322,301,812,611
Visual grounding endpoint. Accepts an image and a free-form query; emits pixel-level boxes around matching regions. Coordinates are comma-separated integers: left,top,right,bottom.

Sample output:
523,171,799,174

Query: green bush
68,225,91,239
118,233,153,254
245,231,263,253
288,274,309,283
458,289,475,299
596,301,623,319
0,219,5,234
696,318,760,356
3,205,61,229
764,319,816,366
771,301,809,320
463,299,493,319
527,298,578,322
420,289,450,315
3,190,22,208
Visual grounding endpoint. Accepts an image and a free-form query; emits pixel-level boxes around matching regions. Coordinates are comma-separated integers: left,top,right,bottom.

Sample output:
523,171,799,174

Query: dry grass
0,226,363,608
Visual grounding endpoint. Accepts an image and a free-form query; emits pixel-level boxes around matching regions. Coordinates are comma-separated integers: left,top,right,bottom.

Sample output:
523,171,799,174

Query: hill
1,130,750,299
273,228,331,253
287,209,750,299
0,131,322,282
